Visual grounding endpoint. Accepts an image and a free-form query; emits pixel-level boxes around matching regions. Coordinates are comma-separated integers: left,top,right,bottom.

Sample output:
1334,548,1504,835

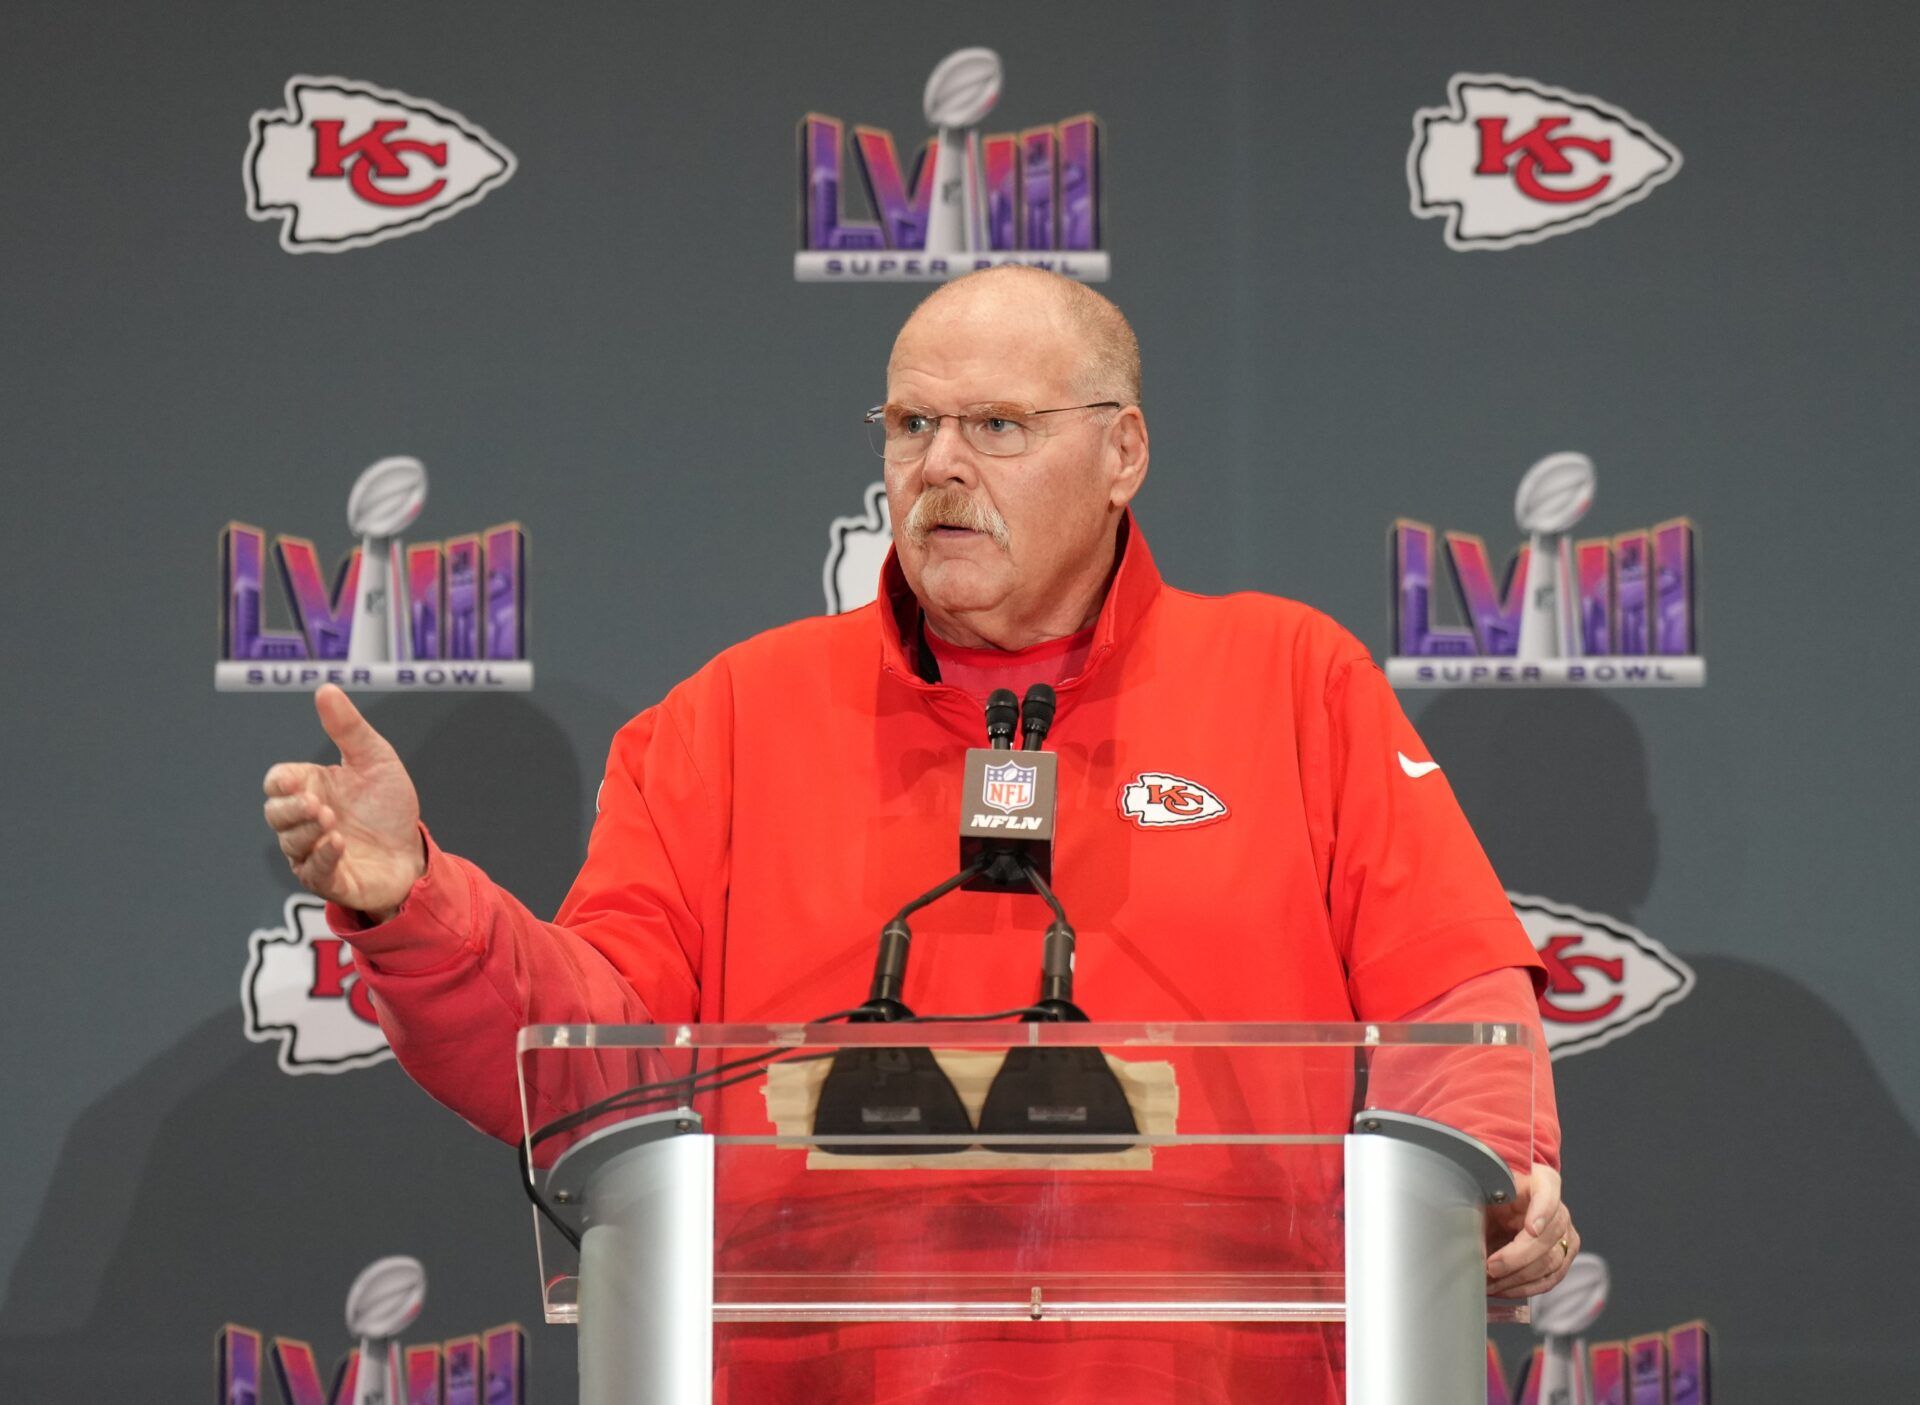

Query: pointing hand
262,684,425,922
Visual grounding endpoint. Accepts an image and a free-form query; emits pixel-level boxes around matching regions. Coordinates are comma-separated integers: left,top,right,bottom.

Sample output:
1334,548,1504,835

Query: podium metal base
551,1110,715,1405
1346,1111,1515,1405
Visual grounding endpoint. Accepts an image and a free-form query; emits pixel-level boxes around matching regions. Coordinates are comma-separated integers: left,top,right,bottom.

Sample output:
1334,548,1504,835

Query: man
263,267,1575,1402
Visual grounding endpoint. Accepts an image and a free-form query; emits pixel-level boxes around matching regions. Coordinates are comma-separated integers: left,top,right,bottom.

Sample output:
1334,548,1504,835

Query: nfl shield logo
982,759,1038,814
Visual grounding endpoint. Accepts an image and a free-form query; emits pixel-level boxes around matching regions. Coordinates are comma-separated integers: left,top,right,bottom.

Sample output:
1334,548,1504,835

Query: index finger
1520,1165,1563,1238
263,762,321,798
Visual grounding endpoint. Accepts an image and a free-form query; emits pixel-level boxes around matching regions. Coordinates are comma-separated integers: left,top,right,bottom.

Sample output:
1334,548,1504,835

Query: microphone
824,695,1025,1152
1019,683,1055,750
961,690,1058,892
976,855,1139,1153
836,684,1138,1158
985,688,1019,749
817,858,986,1153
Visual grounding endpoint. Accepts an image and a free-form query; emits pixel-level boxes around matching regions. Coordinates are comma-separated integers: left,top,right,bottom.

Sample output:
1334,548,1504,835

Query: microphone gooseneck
1019,856,1084,1021
860,854,990,1020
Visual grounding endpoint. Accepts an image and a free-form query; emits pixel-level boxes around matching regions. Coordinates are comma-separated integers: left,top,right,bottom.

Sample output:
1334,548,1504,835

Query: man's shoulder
1155,584,1375,674
717,603,877,668
662,605,876,704
616,606,874,754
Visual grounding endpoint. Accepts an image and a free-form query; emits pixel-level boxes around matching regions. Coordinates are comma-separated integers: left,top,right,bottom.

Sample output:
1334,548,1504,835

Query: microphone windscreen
985,688,1020,739
1020,683,1056,738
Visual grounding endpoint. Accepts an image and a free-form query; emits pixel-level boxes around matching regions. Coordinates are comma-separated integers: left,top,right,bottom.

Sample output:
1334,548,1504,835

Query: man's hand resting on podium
262,684,426,924
1486,1162,1579,1297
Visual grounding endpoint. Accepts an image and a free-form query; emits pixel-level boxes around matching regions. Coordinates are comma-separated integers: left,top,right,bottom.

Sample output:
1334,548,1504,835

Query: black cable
518,1003,1058,1241
536,1001,1052,1142
520,1010,864,1239
519,1135,582,1250
520,1045,840,1249
553,1046,849,1133
529,1010,864,1147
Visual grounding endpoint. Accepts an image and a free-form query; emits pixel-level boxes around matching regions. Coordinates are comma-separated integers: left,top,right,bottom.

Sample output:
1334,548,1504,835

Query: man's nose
919,416,980,487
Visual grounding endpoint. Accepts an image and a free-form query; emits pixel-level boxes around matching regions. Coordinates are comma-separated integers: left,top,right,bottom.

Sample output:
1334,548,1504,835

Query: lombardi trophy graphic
1514,452,1596,662
344,1256,427,1405
1530,1252,1610,1405
922,48,1003,257
345,457,428,665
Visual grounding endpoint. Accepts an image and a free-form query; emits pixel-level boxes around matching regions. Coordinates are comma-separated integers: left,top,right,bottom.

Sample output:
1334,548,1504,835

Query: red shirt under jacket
333,515,1552,1404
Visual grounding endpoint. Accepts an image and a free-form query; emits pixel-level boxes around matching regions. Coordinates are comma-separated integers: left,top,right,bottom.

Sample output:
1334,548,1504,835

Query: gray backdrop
4,0,1915,1398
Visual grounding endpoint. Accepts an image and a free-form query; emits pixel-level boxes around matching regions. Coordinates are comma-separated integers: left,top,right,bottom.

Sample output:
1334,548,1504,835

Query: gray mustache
904,490,1012,549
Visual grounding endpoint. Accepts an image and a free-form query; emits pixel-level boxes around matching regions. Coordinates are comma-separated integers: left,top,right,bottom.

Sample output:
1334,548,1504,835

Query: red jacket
336,517,1551,1403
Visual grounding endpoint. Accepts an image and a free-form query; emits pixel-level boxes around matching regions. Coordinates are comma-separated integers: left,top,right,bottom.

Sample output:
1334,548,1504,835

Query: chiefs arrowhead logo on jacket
1408,73,1681,249
1118,772,1229,829
245,75,517,252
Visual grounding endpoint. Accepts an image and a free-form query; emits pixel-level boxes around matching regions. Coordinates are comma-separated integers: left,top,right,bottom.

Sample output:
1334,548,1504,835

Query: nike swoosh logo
1398,751,1441,779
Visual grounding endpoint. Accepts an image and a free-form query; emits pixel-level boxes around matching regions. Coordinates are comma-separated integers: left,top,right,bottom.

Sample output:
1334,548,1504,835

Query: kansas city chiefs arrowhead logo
1119,772,1229,829
241,894,392,1074
245,75,516,253
824,482,891,614
1510,893,1694,1058
1409,73,1681,250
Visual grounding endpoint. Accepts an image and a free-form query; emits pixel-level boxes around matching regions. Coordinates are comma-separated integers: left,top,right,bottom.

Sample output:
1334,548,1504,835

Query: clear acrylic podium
518,1021,1533,1404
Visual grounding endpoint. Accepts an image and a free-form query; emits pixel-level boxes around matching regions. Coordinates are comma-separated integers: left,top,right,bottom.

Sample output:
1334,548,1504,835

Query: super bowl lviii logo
218,456,532,692
798,47,1107,282
220,1257,529,1404
246,75,516,252
1409,74,1680,249
1386,453,1703,687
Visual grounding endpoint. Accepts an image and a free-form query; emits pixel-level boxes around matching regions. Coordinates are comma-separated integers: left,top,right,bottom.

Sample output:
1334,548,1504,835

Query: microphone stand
818,685,1139,1154
812,854,992,1153
969,846,1139,1153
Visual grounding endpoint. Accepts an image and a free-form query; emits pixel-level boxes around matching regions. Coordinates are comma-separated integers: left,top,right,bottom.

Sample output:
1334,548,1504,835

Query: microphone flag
959,747,1059,890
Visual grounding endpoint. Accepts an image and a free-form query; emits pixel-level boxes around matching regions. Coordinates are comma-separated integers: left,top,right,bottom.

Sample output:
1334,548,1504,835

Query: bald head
879,265,1151,651
889,266,1141,407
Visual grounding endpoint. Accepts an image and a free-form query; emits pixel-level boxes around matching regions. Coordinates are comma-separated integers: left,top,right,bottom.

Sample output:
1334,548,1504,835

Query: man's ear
1106,407,1150,508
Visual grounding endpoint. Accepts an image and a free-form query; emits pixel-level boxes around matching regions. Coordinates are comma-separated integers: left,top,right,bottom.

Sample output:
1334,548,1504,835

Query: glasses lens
864,411,889,457
874,406,939,460
962,413,1032,458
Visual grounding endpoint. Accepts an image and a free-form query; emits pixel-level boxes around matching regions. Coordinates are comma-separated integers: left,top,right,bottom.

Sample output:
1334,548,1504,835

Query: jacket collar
876,510,1163,706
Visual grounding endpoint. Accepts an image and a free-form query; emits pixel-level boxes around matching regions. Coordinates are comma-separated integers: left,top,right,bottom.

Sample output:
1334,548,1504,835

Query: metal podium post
1345,1111,1516,1405
548,1110,715,1405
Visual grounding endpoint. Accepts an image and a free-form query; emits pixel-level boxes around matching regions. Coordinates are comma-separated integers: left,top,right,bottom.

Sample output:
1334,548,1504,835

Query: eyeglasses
863,401,1123,460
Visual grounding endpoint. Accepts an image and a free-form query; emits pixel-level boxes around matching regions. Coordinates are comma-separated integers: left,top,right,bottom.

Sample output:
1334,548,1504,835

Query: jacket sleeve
1371,967,1563,1175
331,694,731,1145
1315,651,1546,1015
1299,632,1558,1175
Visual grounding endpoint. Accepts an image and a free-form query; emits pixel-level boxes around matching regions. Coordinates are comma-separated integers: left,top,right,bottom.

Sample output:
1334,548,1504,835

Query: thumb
1490,1167,1533,1232
313,683,392,766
